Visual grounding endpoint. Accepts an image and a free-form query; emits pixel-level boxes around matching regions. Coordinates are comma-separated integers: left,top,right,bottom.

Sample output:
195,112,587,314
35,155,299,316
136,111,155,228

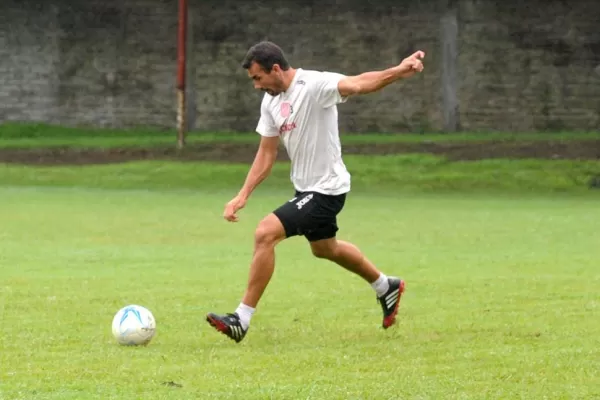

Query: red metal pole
176,0,188,149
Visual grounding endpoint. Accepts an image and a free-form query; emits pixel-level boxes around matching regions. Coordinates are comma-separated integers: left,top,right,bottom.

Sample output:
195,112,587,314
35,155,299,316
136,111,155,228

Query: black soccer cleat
377,278,406,329
206,312,248,343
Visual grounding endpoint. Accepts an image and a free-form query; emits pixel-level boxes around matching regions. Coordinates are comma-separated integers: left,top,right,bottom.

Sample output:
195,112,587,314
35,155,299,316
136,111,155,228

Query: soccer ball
111,305,156,346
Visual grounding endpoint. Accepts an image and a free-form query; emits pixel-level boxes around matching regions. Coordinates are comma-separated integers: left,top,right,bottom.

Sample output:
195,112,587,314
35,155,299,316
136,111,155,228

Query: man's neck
282,68,297,92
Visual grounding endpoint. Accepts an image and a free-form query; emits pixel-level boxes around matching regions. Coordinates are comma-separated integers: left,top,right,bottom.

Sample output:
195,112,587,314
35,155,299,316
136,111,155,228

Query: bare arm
238,135,280,200
338,51,425,97
223,135,279,222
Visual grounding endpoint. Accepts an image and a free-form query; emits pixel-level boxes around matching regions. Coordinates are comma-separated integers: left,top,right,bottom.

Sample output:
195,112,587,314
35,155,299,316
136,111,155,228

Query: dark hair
242,41,290,72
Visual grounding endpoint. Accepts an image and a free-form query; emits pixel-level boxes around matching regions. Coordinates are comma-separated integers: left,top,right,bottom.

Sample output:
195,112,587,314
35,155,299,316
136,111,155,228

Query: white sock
235,303,255,330
371,273,390,297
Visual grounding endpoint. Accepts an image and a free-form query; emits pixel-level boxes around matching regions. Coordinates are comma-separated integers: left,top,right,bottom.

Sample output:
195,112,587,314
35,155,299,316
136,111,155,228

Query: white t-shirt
255,68,351,196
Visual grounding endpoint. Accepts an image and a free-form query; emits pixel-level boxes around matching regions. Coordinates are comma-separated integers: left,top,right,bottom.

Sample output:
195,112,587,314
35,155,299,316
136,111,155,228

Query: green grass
1,155,600,194
0,123,599,398
1,122,599,148
0,186,599,399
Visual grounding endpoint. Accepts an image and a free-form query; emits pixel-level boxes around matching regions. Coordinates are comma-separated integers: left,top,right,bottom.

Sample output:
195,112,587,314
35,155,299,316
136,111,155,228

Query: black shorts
273,191,347,242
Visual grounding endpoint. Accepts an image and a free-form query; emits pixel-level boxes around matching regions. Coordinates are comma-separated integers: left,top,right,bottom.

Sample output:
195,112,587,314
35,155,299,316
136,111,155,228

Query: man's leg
309,237,406,329
242,213,287,308
299,192,384,291
206,213,286,342
299,192,406,328
310,238,380,283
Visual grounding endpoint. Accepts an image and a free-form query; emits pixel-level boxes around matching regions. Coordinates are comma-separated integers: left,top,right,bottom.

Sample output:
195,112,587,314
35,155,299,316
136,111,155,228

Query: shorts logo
296,194,313,210
280,102,293,118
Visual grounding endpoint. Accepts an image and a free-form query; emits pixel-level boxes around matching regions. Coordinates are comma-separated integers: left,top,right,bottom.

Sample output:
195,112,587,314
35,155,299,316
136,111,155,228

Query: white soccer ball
111,305,156,346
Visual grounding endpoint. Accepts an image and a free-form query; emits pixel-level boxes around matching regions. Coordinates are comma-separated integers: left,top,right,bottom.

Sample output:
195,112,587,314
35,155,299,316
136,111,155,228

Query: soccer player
207,41,425,342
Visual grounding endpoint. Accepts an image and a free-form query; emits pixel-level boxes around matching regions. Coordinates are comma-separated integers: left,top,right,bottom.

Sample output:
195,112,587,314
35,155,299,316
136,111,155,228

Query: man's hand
223,194,247,222
398,50,425,78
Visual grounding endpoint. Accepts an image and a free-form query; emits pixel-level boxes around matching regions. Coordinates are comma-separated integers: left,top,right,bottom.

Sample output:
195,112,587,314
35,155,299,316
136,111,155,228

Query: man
206,41,425,343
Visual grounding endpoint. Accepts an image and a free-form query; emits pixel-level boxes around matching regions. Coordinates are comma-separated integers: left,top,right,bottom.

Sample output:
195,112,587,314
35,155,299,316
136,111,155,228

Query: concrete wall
1,0,599,133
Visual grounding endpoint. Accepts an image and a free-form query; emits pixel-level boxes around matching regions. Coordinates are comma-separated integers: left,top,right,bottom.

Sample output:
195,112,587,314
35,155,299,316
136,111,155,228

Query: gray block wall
0,0,599,133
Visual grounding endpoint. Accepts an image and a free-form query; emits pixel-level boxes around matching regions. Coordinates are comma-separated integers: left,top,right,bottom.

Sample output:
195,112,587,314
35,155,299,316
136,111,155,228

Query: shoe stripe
385,289,399,304
231,325,240,338
385,288,399,302
385,293,399,308
386,290,399,300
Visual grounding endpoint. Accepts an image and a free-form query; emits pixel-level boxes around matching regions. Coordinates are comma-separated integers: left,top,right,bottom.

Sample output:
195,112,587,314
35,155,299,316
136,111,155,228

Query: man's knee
254,214,285,247
310,239,339,260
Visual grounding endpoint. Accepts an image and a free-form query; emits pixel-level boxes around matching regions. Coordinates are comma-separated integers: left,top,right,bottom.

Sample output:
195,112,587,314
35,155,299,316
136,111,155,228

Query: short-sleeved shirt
256,68,351,196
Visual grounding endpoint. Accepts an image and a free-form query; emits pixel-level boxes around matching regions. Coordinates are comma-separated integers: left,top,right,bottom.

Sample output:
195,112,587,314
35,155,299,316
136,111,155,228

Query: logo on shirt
279,122,297,134
280,102,293,118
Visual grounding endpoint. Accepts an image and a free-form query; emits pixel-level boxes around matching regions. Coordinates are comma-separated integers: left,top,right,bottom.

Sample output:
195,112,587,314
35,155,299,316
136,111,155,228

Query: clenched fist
223,195,247,222
399,50,425,78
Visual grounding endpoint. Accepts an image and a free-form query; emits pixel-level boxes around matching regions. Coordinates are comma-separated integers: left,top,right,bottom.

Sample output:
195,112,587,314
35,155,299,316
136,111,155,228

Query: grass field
1,122,599,148
1,186,599,399
1,126,600,399
1,155,600,194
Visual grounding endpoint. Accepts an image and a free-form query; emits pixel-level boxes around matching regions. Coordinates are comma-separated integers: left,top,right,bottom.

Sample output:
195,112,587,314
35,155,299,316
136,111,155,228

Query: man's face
247,62,284,96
